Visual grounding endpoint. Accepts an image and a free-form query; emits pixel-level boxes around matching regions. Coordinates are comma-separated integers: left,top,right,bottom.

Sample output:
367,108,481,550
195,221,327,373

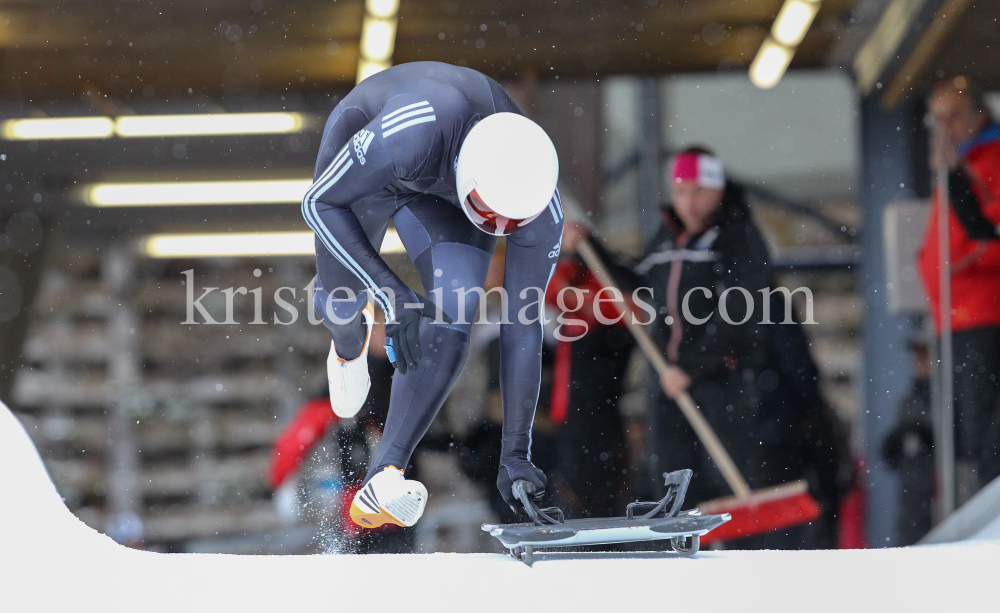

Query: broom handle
577,237,752,498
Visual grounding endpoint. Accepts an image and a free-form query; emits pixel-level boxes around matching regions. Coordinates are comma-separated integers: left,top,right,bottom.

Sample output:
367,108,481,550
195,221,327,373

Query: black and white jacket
636,182,771,380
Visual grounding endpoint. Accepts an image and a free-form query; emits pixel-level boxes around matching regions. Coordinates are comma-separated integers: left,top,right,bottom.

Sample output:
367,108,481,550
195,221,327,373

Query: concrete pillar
859,96,926,547
102,245,145,546
0,209,48,403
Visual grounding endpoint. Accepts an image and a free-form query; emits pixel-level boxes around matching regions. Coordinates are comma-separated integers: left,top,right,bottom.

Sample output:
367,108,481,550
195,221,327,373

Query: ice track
1,401,996,612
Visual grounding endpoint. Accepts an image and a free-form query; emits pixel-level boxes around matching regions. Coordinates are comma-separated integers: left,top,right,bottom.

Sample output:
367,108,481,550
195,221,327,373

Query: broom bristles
699,480,822,544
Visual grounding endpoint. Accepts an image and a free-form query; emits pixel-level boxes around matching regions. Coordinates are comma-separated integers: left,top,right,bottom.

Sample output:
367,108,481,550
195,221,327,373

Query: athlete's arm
302,95,438,322
495,191,565,506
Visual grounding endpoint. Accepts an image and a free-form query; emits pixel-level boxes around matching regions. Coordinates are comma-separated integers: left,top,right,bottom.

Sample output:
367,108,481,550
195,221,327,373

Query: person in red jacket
918,76,1000,490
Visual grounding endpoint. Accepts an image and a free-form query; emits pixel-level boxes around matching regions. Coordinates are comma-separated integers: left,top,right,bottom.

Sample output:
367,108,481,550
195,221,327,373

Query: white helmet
456,112,558,236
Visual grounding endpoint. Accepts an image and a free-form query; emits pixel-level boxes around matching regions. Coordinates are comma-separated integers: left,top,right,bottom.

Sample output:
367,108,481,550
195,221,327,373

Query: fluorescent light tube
1,117,115,140
143,229,404,258
115,113,307,137
144,231,316,257
2,113,310,140
750,38,794,89
772,0,820,47
357,59,391,84
361,17,397,62
85,179,313,207
366,0,399,19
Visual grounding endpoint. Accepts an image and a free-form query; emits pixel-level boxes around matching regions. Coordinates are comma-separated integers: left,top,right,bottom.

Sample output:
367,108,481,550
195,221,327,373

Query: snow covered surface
1,400,997,613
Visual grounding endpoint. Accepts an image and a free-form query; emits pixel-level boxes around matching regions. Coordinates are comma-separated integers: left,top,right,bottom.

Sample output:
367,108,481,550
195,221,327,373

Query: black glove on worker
497,459,547,513
383,294,452,375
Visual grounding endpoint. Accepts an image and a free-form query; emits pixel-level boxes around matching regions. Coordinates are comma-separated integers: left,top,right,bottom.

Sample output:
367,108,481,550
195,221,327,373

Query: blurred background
2,0,998,554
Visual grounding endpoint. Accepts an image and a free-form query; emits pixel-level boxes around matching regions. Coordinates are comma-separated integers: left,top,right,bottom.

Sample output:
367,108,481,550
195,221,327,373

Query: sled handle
512,480,565,525
626,468,693,519
576,238,752,498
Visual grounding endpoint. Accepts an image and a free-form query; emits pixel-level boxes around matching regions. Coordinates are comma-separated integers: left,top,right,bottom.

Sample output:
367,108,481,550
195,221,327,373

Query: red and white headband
669,152,725,190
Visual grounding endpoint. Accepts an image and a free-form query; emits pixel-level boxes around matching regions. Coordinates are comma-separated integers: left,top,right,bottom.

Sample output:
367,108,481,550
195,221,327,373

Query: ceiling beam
852,0,932,96
879,0,972,108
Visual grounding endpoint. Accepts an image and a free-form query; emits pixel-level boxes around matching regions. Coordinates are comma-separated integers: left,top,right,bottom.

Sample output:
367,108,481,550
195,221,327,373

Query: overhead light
381,228,404,253
357,59,392,83
750,0,821,90
144,232,315,257
366,0,399,19
115,113,308,137
85,179,313,207
356,0,399,83
1,117,115,140
749,39,794,89
1,113,312,140
772,0,820,47
360,17,397,62
142,229,404,258
852,0,929,96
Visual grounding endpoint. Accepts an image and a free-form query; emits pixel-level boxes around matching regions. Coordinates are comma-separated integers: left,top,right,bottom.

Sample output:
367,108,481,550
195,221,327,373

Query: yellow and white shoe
350,466,428,528
327,303,374,418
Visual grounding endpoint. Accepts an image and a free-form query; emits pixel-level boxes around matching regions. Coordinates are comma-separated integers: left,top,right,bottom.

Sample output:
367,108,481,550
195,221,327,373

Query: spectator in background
882,335,935,545
639,147,770,507
919,76,1000,492
545,195,634,519
756,291,854,549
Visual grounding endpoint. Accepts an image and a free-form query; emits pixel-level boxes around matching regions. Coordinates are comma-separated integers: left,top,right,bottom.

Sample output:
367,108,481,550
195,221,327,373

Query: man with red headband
640,146,770,505
301,62,563,529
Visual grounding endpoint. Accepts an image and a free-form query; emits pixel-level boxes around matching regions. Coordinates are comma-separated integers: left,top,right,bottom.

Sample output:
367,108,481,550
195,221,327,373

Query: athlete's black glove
497,460,547,513
383,294,451,375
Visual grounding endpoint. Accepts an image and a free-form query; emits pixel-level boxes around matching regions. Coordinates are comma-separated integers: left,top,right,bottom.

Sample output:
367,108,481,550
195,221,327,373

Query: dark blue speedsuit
301,62,564,504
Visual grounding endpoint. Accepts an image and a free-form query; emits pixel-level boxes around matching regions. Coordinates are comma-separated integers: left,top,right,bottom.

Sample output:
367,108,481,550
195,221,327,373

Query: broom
576,237,821,543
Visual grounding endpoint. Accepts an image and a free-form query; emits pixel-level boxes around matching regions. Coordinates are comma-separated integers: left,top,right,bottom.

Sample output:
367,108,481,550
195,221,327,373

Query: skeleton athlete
301,61,564,528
